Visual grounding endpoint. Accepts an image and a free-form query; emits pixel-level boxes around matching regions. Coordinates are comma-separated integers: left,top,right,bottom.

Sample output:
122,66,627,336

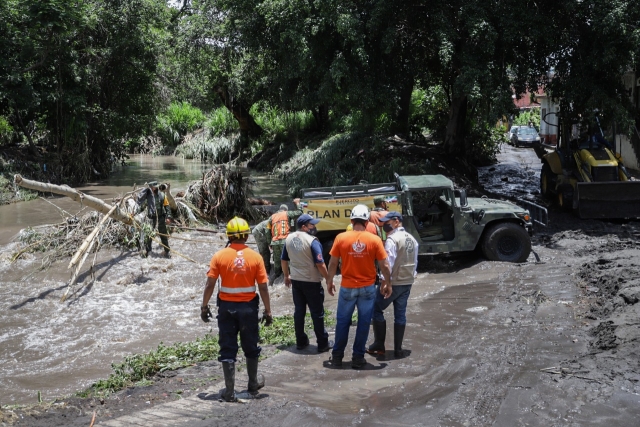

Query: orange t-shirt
207,243,268,302
346,221,381,237
330,230,387,288
369,209,388,227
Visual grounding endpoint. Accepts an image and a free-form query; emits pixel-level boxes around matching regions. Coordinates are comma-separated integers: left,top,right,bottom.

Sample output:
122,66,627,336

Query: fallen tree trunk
61,238,97,303
68,204,118,270
14,175,134,225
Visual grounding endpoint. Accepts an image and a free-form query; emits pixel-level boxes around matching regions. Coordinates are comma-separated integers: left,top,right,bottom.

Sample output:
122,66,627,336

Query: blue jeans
217,295,261,362
332,284,376,359
292,280,329,347
373,284,412,325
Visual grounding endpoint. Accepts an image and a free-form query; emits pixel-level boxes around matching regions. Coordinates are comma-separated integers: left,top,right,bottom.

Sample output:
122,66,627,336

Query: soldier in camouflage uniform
266,198,302,285
137,181,172,258
251,219,272,275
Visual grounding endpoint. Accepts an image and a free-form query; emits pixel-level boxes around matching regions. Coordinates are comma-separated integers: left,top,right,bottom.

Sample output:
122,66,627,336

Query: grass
79,311,336,398
261,309,336,348
79,333,221,397
250,104,315,139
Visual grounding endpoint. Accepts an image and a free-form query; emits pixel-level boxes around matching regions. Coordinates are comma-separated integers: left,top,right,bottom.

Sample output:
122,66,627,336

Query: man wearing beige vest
281,214,333,353
367,211,418,359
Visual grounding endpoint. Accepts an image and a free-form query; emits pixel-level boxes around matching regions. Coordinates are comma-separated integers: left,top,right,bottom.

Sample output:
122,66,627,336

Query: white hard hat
350,204,370,221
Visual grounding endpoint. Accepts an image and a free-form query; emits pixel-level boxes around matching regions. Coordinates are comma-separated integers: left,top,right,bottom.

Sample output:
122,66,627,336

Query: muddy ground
2,146,640,426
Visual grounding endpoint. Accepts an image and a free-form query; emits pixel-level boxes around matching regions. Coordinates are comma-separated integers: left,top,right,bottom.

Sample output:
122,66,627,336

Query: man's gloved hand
165,218,174,225
200,305,213,322
261,310,273,326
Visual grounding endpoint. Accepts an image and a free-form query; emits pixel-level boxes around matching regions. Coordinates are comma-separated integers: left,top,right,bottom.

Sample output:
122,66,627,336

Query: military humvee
300,173,542,263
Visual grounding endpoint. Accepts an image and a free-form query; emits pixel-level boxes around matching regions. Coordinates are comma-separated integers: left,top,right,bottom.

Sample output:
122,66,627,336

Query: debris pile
183,166,262,223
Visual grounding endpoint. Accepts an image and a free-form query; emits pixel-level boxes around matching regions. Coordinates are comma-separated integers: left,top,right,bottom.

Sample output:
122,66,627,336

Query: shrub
465,125,505,166
207,107,239,136
250,103,315,139
156,102,206,146
409,86,449,139
513,109,541,129
0,116,13,145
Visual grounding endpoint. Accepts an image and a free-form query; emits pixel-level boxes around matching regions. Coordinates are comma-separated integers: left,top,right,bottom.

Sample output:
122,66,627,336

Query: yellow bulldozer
534,115,640,219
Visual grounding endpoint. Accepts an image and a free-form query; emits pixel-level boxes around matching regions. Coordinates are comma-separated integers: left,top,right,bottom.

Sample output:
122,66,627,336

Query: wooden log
61,238,97,302
68,204,118,270
13,175,134,225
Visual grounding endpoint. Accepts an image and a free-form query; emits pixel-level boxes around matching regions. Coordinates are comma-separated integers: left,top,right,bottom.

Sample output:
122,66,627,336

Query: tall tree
419,0,555,154
0,0,171,182
543,0,640,131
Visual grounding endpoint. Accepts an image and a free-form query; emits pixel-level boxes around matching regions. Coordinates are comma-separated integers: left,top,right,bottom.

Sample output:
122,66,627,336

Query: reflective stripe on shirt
220,285,257,293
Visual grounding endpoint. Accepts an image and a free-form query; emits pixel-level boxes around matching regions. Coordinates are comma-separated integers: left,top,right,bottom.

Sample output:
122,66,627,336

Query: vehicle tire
540,163,555,199
557,184,574,211
481,222,531,263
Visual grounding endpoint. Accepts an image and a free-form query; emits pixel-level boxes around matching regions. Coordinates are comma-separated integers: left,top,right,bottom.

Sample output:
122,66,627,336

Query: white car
508,125,528,141
511,126,541,147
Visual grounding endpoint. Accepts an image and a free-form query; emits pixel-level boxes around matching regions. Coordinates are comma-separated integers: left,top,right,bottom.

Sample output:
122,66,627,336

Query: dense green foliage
157,102,206,145
1,0,638,184
543,0,640,133
513,110,541,129
0,0,170,182
0,116,13,145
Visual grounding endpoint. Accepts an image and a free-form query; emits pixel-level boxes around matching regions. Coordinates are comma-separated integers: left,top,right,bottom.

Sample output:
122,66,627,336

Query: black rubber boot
246,358,265,395
330,352,343,367
221,362,237,402
366,320,387,356
393,323,411,359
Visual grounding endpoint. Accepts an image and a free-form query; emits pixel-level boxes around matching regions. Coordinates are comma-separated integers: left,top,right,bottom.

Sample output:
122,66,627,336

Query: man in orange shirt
369,196,389,227
200,217,273,402
327,204,391,369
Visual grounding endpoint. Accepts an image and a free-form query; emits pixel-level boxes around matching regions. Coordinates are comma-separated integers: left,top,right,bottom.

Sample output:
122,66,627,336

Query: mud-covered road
3,145,640,426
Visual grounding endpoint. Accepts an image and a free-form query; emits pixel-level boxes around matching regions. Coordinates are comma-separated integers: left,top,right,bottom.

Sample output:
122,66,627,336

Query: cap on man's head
147,181,158,187
279,204,289,211
297,214,320,227
373,196,386,205
379,211,402,222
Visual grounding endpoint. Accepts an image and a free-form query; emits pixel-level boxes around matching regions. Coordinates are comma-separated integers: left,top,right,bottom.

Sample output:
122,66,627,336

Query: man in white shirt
366,211,418,359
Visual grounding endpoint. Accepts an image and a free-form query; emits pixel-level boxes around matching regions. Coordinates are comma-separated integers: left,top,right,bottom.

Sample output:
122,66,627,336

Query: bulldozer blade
577,181,640,219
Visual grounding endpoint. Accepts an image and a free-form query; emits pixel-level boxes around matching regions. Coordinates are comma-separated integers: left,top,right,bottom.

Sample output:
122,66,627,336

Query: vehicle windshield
518,128,537,136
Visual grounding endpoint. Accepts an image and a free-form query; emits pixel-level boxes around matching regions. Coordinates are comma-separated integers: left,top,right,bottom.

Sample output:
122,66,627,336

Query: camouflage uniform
252,219,272,274
267,204,302,281
138,184,172,256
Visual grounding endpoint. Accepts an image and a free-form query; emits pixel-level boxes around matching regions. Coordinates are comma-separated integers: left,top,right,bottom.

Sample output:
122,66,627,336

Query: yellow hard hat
226,216,250,237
